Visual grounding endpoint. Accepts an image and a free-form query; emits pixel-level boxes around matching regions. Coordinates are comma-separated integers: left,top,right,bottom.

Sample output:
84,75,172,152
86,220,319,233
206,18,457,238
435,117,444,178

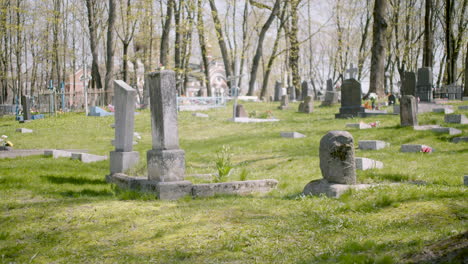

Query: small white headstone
280,132,306,138
16,128,33,133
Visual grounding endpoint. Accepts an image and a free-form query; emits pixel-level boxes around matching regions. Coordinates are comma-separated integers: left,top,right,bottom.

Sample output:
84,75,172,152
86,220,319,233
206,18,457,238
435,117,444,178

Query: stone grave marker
355,157,383,170
335,79,365,118
358,140,389,150
346,123,372,129
301,81,312,100
298,96,314,113
402,72,416,96
445,114,468,124
278,95,289,110
289,86,296,101
400,95,418,127
401,144,432,153
192,112,209,118
280,132,306,138
109,80,140,174
431,127,462,135
452,137,468,143
16,128,33,133
72,153,108,163
458,106,468,110
433,108,454,114
274,81,282,101
321,79,339,106
235,104,248,118
21,96,32,121
416,67,433,102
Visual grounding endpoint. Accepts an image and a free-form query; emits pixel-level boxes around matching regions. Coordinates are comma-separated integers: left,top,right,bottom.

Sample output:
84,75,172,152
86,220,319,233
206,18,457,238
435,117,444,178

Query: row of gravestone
273,79,339,106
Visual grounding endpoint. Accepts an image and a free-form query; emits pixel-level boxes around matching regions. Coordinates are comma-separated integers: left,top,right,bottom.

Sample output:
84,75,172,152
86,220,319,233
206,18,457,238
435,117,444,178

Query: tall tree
116,0,137,82
85,0,103,89
105,0,116,104
445,0,467,85
247,0,281,96
422,0,434,67
208,0,233,91
368,0,388,97
287,0,302,99
160,0,174,67
196,0,211,96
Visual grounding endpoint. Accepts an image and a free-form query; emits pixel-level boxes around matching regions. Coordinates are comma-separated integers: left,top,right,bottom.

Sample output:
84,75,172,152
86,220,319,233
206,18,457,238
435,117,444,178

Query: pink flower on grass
421,145,432,153
369,121,380,128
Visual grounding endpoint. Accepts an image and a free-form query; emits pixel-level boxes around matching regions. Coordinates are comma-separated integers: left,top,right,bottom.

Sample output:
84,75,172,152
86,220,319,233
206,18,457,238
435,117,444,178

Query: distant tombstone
278,95,289,110
301,81,313,100
446,84,462,100
416,67,433,102
388,94,396,105
235,104,248,118
21,96,31,121
402,71,416,96
110,80,140,174
281,87,287,97
274,81,282,101
289,86,296,101
335,79,364,118
400,95,418,127
326,79,334,91
299,96,313,113
345,64,358,79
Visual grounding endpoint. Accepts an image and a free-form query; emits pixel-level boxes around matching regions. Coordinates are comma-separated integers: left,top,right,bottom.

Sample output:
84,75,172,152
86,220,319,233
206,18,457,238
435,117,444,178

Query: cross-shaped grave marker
346,63,358,79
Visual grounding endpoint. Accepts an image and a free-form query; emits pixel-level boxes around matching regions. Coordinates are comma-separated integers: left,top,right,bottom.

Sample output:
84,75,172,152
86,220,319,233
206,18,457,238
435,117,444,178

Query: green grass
0,101,467,263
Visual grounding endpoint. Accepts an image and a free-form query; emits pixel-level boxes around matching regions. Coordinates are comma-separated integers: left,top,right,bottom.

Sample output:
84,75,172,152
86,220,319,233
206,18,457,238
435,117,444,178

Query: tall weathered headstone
110,80,140,174
301,81,312,101
326,79,334,91
235,104,248,118
416,67,433,102
299,96,314,113
146,70,185,182
402,71,416,96
289,86,296,101
274,81,282,101
319,131,356,184
400,95,418,127
278,95,289,110
21,96,31,121
335,79,364,118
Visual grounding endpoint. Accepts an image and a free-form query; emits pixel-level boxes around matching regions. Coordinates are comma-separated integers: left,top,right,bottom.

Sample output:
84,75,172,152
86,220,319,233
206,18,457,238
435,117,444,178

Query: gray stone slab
114,80,137,152
358,140,389,150
433,108,454,114
402,71,416,96
414,125,441,131
336,79,365,118
147,149,185,182
355,157,383,170
418,103,453,113
230,117,280,123
459,106,468,110
280,132,306,138
319,131,356,184
445,114,468,124
44,149,74,158
303,179,375,198
401,144,431,153
71,153,108,163
452,137,468,143
110,151,140,174
192,112,209,118
431,127,462,135
235,104,248,118
192,179,279,198
346,123,372,129
16,128,33,133
1,149,88,159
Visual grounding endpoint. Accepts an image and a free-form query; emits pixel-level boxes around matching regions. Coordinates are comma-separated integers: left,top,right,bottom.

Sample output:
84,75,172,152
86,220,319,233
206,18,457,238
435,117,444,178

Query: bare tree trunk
288,0,302,99
85,0,103,89
464,42,468,96
208,0,233,90
423,0,434,67
105,0,116,104
247,0,281,96
358,0,371,81
197,0,211,96
368,0,388,97
160,0,174,67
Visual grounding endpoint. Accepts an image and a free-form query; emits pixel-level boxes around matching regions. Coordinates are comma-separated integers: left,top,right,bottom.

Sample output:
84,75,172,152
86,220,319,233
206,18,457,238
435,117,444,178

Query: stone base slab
355,157,383,170
358,140,389,150
71,153,108,163
346,123,372,129
147,149,185,182
303,179,376,198
280,132,306,138
110,151,140,174
106,174,278,200
433,108,454,114
452,137,468,143
192,179,279,198
431,127,462,135
445,114,468,124
16,128,33,133
229,117,280,123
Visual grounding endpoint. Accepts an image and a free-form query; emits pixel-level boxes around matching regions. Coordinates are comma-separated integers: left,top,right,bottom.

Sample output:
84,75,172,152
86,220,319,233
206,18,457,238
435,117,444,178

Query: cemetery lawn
1,101,467,263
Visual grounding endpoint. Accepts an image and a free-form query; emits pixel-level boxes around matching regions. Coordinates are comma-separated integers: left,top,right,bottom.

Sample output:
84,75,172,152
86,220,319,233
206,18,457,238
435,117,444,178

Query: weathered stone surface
416,67,433,102
281,132,306,138
355,157,383,170
289,86,296,101
445,114,468,124
303,179,374,198
274,81,282,101
452,137,468,143
16,128,33,133
71,153,108,163
110,151,140,174
346,123,372,129
147,70,180,150
433,108,454,114
358,140,389,150
319,131,356,184
400,95,418,127
413,125,441,131
147,149,185,182
401,144,430,153
302,96,314,113
156,181,193,200
335,79,365,118
192,112,209,118
21,96,32,121
231,117,279,123
113,80,137,152
431,127,462,135
44,149,74,158
402,72,416,96
301,80,313,100
418,103,453,113
235,104,248,118
465,176,468,186
278,95,289,110
458,105,468,110
192,179,279,198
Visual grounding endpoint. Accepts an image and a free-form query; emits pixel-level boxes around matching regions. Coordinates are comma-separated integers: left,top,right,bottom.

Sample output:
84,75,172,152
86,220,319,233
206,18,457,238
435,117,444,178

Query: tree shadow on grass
59,188,113,198
41,175,106,185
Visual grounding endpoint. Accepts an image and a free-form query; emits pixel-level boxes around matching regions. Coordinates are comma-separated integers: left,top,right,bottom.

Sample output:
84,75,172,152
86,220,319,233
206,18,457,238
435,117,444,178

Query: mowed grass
0,100,467,263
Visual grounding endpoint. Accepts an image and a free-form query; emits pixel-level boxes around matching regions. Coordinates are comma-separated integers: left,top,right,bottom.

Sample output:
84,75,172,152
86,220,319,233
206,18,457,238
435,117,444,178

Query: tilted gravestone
416,67,433,102
400,95,418,127
147,70,186,182
335,79,364,118
274,81,282,101
109,80,140,174
402,71,416,96
278,95,289,110
21,96,32,121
